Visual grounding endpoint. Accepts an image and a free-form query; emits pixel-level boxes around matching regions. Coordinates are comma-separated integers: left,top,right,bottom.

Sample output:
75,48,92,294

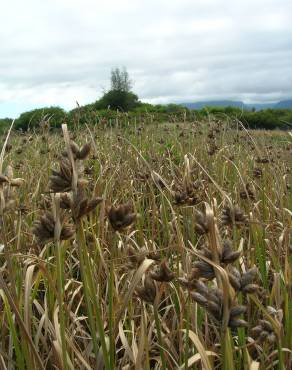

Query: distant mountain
245,103,276,110
274,100,292,109
182,100,245,109
180,100,292,111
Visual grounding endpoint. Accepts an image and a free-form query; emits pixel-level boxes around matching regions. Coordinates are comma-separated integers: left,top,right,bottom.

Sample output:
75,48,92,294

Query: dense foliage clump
1,104,289,133
13,106,66,131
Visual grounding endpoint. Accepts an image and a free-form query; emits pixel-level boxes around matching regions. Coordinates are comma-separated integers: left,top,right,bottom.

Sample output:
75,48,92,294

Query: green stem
222,329,235,370
76,223,111,370
56,241,68,370
153,303,167,370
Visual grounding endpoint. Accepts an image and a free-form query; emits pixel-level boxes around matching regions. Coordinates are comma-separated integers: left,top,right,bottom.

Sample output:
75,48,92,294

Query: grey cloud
0,0,292,117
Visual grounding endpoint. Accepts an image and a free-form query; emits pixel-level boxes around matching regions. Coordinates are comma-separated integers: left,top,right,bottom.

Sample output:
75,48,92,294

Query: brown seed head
76,142,91,160
32,211,75,245
108,203,136,231
253,168,263,178
50,158,73,193
194,210,210,235
0,175,9,184
251,318,276,344
150,259,175,282
221,204,248,226
221,240,241,264
136,276,157,304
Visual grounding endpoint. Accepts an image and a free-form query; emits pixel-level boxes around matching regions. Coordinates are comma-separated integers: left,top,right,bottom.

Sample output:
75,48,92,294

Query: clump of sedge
190,281,248,328
190,240,241,280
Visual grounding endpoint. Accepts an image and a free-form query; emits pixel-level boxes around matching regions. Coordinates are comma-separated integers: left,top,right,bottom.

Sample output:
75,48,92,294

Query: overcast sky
1,0,292,118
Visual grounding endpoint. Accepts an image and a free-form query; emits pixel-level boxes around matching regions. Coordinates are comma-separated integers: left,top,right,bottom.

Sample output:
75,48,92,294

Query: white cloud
0,0,292,117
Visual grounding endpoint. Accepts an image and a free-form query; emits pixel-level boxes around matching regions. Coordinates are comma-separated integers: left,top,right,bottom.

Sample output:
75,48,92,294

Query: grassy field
0,118,291,369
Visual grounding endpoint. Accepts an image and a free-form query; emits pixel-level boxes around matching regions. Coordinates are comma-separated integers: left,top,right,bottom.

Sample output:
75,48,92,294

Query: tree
95,67,139,111
110,67,132,92
95,90,139,111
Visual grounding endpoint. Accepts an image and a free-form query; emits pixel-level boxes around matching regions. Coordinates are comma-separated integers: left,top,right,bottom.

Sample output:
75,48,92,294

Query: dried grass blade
181,329,214,370
114,258,155,337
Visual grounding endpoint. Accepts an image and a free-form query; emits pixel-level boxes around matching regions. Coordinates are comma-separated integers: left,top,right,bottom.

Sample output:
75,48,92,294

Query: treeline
200,106,292,130
0,103,291,134
1,67,291,133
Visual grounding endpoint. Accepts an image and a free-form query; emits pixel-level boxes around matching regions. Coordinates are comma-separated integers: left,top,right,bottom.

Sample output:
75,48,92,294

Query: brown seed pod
251,318,276,344
70,141,80,156
208,288,223,306
107,203,136,231
71,186,102,221
194,210,210,235
150,259,175,282
190,279,248,328
253,168,263,178
16,148,23,155
136,276,157,304
85,231,95,244
251,325,262,337
240,267,258,287
199,246,212,259
49,158,73,193
228,266,259,294
5,144,12,152
259,320,273,332
18,204,30,215
32,211,75,245
259,331,269,341
173,181,200,206
192,279,210,296
178,270,200,289
146,251,161,261
221,205,248,226
228,306,248,328
228,269,241,291
229,318,248,329
62,141,91,160
267,333,277,344
77,142,91,160
0,175,9,184
240,183,256,201
242,284,258,294
126,246,146,266
86,197,103,214
207,300,222,320
230,305,247,318
178,277,194,289
59,193,72,209
191,284,229,323
190,292,208,306
221,240,241,264
174,191,188,205
192,261,215,280
255,157,270,164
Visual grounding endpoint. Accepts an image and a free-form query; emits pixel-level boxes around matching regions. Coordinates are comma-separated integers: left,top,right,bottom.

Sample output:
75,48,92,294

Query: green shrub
15,106,67,131
94,90,140,111
0,118,13,135
241,110,289,130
